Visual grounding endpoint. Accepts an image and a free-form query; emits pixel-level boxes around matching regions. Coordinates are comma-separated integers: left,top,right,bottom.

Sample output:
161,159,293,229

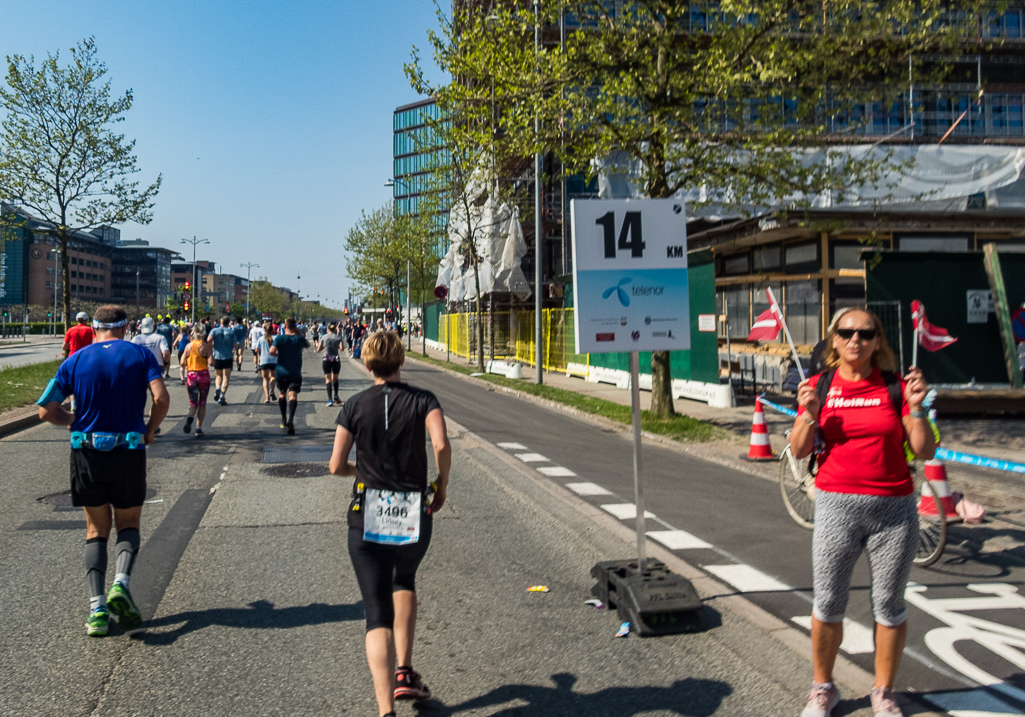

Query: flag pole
767,287,806,381
912,307,919,368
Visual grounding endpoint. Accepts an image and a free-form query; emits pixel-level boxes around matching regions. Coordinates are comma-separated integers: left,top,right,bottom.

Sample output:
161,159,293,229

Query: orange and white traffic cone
743,400,776,461
918,459,958,517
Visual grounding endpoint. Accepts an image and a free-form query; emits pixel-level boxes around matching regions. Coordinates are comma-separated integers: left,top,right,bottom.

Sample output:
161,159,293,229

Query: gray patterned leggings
812,490,918,627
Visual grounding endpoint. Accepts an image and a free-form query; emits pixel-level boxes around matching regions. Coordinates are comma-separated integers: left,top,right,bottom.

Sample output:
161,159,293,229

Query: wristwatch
802,412,818,426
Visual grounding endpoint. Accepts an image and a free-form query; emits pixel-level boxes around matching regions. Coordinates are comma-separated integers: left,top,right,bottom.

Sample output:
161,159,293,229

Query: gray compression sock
114,528,140,587
85,537,108,602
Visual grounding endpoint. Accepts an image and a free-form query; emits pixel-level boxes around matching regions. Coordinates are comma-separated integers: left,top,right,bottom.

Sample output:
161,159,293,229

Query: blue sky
0,0,447,309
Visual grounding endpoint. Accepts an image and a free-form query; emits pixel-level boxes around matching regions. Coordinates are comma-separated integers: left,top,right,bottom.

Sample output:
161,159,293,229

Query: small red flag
747,308,783,342
912,300,957,352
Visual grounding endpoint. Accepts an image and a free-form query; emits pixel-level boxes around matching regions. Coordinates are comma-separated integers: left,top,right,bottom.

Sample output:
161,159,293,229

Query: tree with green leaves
413,0,989,415
0,37,161,331
248,279,289,317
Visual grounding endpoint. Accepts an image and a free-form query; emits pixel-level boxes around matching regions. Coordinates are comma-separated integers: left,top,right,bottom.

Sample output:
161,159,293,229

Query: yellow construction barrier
441,309,588,375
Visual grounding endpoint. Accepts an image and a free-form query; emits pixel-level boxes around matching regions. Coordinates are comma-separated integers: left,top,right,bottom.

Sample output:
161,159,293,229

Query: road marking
537,466,577,477
791,616,875,655
647,529,712,550
497,442,528,450
566,482,613,496
923,689,1024,716
515,453,549,463
705,564,791,594
600,503,656,520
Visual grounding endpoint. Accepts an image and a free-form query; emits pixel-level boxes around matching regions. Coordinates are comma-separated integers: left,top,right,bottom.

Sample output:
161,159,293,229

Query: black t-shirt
336,382,441,495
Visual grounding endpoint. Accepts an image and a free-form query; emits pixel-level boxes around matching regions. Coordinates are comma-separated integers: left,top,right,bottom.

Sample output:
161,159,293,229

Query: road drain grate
261,464,332,478
262,445,333,464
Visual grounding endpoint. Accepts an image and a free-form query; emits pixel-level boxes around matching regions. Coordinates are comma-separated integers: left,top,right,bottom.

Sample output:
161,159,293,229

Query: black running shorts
277,373,302,394
213,358,234,371
322,357,340,375
71,447,147,509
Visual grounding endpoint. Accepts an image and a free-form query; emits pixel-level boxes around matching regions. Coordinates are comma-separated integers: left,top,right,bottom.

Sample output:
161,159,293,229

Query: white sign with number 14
571,199,690,354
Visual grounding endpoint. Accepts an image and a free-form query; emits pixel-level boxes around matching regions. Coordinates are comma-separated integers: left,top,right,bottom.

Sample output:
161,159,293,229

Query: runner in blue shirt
232,320,248,371
36,305,170,637
270,317,309,435
209,316,238,406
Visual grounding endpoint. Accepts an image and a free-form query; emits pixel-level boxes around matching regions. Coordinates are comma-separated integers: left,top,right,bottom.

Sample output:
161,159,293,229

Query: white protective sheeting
597,145,1025,217
436,170,532,301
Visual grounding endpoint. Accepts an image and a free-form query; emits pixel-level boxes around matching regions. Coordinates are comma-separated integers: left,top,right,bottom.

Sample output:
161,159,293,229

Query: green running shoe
107,582,142,630
86,607,110,637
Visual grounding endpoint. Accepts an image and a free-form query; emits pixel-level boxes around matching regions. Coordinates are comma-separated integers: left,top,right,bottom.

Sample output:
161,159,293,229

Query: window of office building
753,245,781,272
899,236,970,252
45,266,53,275
723,253,750,276
832,245,864,270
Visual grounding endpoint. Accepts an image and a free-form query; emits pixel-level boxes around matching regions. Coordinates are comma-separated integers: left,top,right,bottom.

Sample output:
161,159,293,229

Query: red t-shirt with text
798,368,911,496
65,324,94,355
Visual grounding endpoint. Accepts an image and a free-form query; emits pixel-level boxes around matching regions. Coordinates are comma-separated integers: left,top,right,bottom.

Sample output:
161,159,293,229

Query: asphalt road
0,338,64,369
398,358,1025,717
0,346,867,716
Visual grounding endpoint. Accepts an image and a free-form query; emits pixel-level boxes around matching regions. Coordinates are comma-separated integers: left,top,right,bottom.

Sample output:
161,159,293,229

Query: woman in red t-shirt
789,308,934,717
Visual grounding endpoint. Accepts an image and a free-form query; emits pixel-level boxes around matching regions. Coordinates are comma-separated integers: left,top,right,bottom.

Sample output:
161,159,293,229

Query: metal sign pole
630,350,646,571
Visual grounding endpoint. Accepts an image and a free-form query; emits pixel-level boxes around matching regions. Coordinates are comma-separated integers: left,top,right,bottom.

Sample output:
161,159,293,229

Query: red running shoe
394,668,431,701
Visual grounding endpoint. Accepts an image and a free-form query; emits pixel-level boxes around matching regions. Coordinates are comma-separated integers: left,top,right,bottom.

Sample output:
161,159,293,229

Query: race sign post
572,198,702,635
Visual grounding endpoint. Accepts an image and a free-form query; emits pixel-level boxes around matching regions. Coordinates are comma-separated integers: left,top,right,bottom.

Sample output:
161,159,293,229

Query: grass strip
405,351,731,443
0,360,61,414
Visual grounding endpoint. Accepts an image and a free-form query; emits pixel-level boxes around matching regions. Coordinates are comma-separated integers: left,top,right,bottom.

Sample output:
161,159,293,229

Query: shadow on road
413,672,732,716
130,599,363,645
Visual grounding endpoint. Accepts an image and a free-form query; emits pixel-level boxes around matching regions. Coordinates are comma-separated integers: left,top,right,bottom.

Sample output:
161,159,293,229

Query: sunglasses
836,328,877,341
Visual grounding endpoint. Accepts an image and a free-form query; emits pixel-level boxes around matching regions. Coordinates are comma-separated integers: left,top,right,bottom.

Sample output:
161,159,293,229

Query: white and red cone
918,459,958,517
744,400,776,461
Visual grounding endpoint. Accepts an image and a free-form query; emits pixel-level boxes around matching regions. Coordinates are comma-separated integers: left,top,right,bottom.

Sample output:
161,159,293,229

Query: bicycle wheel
779,445,816,529
913,475,947,568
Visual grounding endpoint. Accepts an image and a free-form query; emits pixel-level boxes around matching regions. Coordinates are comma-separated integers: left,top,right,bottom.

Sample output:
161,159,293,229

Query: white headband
93,319,127,329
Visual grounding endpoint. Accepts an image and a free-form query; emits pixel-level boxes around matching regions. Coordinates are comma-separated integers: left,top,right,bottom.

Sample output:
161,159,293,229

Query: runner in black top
329,330,451,716
269,317,309,434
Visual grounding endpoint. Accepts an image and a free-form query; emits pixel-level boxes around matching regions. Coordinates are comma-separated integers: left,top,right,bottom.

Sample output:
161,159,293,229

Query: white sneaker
870,687,902,717
801,683,840,717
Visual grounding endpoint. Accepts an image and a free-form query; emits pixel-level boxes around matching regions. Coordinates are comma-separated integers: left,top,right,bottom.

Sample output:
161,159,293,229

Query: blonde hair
823,307,898,373
362,330,404,377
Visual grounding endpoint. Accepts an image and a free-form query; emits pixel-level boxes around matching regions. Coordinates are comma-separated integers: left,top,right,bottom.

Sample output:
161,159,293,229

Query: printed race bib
363,489,421,545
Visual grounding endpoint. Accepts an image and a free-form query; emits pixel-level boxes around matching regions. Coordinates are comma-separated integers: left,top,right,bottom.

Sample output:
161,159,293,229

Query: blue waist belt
70,431,145,451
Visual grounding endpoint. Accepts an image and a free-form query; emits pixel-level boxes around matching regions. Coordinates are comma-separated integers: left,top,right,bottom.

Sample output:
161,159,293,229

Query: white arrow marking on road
791,616,875,655
923,689,1024,716
567,482,613,496
647,529,712,550
515,453,549,463
705,564,791,594
537,466,577,477
601,503,656,520
497,442,528,450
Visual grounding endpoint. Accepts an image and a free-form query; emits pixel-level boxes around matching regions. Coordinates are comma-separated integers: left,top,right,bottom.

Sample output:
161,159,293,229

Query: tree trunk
471,252,484,371
650,350,675,416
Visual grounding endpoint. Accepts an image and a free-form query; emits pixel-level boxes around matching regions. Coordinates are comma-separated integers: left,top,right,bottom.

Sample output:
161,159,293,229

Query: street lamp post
385,178,413,350
180,236,209,324
240,262,259,319
52,247,61,336
533,0,543,385
135,268,140,319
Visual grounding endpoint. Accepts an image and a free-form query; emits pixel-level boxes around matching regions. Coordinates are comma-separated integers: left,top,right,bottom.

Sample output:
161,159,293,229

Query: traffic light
47,311,52,318
184,281,190,291
184,301,190,312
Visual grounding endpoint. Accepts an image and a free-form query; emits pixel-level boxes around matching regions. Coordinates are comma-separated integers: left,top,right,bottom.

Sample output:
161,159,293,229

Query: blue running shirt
46,339,163,435
210,326,236,360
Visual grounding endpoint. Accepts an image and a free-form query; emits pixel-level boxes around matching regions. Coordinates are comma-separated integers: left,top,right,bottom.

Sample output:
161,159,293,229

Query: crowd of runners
41,307,440,717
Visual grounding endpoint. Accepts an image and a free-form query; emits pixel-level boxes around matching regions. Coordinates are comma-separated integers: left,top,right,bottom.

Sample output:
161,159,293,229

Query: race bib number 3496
363,489,421,545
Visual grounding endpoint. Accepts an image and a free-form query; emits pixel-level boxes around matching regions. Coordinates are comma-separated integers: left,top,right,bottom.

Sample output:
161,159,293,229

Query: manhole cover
261,463,331,478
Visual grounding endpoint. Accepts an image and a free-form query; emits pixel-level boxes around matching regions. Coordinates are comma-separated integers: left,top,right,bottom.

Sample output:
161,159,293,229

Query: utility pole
240,262,259,319
180,236,209,324
135,268,140,318
534,0,543,384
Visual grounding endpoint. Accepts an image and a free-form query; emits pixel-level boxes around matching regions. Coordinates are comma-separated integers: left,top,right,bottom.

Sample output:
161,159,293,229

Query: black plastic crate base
590,558,704,637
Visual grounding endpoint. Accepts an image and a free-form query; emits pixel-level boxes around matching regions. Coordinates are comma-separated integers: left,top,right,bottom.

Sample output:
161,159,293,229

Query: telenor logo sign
602,277,632,307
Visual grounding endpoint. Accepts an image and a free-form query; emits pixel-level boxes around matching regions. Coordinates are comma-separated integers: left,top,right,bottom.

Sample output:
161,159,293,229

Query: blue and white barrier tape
756,395,1025,476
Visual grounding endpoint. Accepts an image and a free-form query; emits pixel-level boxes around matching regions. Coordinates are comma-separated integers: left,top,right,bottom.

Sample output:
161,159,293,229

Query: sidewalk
409,340,1025,527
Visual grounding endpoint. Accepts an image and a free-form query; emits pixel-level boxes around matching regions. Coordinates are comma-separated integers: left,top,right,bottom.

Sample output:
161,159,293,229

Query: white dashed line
515,453,549,463
497,442,528,450
791,616,875,655
537,466,577,477
566,482,613,496
923,689,1025,716
705,564,792,594
647,529,712,550
600,503,656,520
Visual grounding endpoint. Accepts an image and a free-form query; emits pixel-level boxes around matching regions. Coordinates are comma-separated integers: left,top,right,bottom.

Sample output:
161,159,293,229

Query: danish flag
746,289,785,342
911,300,957,352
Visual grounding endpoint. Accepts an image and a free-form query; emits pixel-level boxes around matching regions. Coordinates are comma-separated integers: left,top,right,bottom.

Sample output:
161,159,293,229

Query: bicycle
779,440,948,567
